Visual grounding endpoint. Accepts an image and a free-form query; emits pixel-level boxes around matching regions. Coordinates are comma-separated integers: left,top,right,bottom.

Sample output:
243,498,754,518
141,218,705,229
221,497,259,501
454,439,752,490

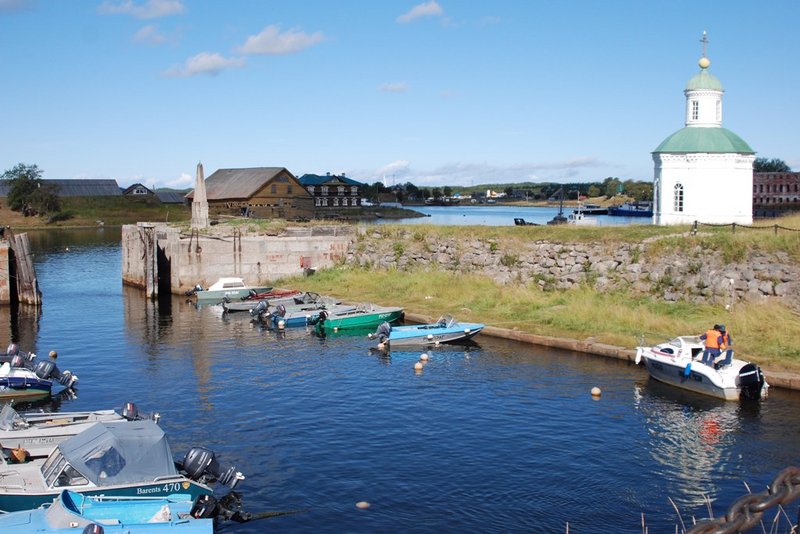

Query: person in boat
699,324,724,366
715,325,733,369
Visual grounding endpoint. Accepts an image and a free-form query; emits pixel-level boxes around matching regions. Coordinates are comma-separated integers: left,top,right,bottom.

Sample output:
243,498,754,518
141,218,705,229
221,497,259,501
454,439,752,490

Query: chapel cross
700,31,709,58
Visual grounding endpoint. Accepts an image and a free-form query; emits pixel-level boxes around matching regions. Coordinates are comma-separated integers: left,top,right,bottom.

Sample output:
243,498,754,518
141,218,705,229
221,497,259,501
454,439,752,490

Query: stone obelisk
191,161,209,229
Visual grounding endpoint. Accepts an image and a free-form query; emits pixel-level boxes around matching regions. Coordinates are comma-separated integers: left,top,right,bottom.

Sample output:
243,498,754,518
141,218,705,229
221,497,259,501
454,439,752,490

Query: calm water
2,228,799,533
378,205,650,226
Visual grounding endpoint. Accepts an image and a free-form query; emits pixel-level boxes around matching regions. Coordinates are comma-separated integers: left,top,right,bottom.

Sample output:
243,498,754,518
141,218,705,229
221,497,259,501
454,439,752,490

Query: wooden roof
187,167,299,201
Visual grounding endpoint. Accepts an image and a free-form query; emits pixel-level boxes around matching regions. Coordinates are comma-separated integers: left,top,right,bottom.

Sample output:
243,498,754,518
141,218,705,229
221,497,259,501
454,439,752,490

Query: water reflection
633,380,759,509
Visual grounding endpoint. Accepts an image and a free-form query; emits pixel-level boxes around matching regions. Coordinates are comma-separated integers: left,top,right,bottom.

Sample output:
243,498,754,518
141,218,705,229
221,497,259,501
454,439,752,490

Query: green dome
653,127,754,154
686,69,723,91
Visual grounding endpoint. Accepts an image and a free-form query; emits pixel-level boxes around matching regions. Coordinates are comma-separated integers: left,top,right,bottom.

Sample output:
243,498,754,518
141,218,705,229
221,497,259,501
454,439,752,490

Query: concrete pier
122,223,354,297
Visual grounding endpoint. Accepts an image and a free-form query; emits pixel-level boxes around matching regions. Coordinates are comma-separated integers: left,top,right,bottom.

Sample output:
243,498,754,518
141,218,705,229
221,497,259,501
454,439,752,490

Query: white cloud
133,24,167,44
165,172,193,189
237,25,324,56
98,0,185,19
396,1,443,23
380,82,408,93
163,52,245,78
354,158,607,187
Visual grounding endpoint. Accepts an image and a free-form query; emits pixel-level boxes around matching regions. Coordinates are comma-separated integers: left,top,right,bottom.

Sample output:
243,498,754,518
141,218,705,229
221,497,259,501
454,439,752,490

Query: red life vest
720,332,730,351
704,329,721,349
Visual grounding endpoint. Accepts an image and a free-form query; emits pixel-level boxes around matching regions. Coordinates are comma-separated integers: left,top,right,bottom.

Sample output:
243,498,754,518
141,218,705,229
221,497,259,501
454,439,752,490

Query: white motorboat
635,335,768,401
0,402,158,458
186,277,272,302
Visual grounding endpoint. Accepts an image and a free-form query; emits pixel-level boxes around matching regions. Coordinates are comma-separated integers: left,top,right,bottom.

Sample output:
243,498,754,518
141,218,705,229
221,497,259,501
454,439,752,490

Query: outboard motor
182,447,245,489
34,360,56,379
83,524,104,534
368,322,392,343
250,300,268,317
10,354,26,368
738,364,767,401
6,343,19,357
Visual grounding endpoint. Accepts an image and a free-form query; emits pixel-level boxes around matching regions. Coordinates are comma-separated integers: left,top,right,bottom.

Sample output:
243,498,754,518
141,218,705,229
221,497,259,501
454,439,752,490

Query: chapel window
691,101,699,120
673,183,684,212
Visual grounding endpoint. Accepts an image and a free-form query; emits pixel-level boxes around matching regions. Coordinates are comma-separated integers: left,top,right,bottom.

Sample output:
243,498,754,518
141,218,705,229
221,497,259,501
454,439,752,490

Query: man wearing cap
699,325,724,366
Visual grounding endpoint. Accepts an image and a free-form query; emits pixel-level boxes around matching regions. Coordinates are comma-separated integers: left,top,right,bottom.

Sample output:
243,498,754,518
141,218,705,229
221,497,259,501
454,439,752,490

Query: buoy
65,247,69,251
414,362,423,371
277,320,285,330
591,387,602,398
49,350,58,359
427,334,433,340
419,353,429,361
356,501,370,509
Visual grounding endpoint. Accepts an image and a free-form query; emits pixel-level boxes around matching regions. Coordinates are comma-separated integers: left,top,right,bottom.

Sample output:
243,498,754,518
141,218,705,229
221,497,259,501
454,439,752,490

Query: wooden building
298,173,364,208
753,172,800,218
186,167,314,220
122,183,155,196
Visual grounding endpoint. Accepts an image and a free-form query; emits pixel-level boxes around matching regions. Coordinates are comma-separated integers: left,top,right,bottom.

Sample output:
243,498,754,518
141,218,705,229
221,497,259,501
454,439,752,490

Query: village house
186,167,314,220
298,172,364,208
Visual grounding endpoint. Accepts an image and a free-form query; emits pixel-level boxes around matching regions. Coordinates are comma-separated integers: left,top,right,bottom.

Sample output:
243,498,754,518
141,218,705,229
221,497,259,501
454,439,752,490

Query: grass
278,265,800,373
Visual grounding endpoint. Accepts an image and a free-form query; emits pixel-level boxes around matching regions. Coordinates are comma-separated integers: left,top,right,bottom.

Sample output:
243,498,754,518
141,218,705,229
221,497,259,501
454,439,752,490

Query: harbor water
1,228,799,532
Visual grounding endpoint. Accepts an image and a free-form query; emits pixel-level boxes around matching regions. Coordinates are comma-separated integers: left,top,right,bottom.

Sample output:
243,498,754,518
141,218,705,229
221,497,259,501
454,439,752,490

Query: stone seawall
347,227,800,310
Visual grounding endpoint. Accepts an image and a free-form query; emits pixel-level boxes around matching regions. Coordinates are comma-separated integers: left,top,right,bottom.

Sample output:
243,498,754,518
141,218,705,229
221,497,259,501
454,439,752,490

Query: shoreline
404,312,800,393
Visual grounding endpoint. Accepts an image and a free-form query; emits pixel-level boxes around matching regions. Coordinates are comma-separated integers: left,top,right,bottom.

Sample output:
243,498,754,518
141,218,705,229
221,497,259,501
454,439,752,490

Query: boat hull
195,287,272,301
642,357,738,400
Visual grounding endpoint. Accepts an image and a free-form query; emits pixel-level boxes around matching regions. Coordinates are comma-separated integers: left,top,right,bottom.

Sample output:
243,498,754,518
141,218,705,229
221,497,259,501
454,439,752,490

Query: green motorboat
313,304,404,333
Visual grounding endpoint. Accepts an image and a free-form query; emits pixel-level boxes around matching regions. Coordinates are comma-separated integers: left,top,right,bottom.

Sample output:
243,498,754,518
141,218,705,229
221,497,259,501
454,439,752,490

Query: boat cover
55,420,178,486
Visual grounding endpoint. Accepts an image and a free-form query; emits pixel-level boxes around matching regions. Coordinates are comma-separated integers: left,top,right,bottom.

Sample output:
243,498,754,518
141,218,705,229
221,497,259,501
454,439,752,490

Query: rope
695,221,800,232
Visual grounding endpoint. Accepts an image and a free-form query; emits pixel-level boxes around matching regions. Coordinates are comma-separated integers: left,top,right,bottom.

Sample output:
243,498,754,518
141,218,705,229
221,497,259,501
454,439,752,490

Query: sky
1,1,798,191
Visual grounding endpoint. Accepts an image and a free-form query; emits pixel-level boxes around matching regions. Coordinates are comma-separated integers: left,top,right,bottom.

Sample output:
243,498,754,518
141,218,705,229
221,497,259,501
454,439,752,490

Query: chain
687,466,800,533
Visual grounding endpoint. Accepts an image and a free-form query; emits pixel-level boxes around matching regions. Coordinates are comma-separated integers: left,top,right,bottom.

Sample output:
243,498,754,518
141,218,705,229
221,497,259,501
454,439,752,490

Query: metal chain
687,466,800,533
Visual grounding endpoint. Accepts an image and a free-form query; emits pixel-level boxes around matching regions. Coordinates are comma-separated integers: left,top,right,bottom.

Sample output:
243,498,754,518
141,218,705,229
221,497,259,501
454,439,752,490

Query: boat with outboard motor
369,315,484,348
0,489,217,533
311,304,404,333
185,277,272,303
250,300,357,328
0,347,78,401
0,402,159,459
224,291,335,314
635,335,768,401
0,420,244,513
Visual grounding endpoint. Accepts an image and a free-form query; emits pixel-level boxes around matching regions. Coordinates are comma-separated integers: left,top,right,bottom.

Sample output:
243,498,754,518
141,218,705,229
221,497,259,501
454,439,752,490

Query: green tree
754,157,791,172
2,163,61,215
431,188,442,199
443,186,453,197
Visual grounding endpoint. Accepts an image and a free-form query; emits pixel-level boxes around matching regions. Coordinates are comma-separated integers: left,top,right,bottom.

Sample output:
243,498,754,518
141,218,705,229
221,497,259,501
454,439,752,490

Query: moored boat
186,278,272,303
608,201,653,217
0,420,244,512
312,304,404,332
369,315,484,348
0,489,216,533
0,349,78,401
0,402,158,459
635,335,768,401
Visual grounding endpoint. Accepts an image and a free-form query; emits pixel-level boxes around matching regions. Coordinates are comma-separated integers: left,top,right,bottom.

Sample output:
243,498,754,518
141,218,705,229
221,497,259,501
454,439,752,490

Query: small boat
0,402,158,459
0,350,78,401
239,288,303,302
608,201,653,217
312,304,404,332
185,278,272,303
0,420,244,512
567,204,598,225
369,315,484,348
250,301,357,328
0,489,217,533
224,291,332,314
635,335,768,401
513,218,538,226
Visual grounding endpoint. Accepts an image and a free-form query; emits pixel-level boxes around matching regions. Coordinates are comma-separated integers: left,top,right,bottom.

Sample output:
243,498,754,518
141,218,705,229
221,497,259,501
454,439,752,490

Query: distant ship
608,201,653,217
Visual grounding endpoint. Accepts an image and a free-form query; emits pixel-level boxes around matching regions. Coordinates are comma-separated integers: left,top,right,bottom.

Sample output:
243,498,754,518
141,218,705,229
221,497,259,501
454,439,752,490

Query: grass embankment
278,215,800,374
0,197,190,228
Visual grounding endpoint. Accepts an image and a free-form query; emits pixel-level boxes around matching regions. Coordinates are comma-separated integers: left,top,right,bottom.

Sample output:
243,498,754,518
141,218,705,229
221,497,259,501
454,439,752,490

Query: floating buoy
65,247,69,251
419,353,429,361
49,350,58,359
591,387,602,398
427,334,433,340
414,362,423,371
356,501,370,509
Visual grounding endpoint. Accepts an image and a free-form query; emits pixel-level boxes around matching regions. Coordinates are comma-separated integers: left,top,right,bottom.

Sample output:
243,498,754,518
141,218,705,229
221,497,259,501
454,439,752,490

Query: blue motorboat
0,490,216,533
369,315,484,348
0,420,244,513
608,201,653,217
250,300,356,328
0,349,78,402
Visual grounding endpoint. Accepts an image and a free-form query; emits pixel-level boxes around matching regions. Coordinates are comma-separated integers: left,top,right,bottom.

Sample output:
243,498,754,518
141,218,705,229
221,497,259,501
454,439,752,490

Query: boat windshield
0,403,26,431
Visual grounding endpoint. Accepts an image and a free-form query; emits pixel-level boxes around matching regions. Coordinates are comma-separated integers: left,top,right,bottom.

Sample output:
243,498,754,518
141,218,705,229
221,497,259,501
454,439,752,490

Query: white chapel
652,33,755,226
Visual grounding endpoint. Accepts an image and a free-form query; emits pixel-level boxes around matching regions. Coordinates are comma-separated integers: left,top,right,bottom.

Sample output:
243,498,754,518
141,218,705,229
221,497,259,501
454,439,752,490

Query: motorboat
311,304,404,333
185,278,272,303
635,335,768,401
567,205,598,226
0,402,158,458
369,315,484,348
0,489,217,533
0,350,78,401
250,300,356,328
0,420,244,513
224,291,334,314
572,203,608,215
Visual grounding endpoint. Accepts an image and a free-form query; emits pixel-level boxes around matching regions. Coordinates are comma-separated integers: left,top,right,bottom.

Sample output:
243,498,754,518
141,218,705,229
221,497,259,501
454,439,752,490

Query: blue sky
1,1,798,190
